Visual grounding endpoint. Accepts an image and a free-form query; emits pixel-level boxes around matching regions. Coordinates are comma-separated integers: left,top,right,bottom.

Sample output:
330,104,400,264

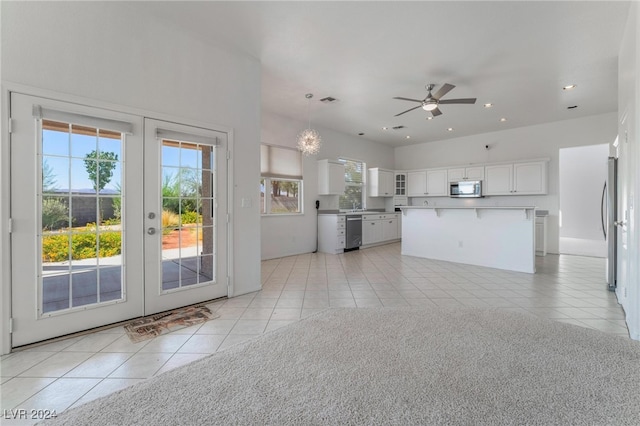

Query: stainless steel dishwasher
345,215,363,251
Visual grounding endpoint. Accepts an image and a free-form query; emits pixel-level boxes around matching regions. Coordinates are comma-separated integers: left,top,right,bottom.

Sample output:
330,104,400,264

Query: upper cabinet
426,169,448,196
407,170,427,196
317,159,345,195
484,164,513,195
447,166,485,182
394,172,407,196
513,161,547,194
407,169,447,197
368,168,394,197
484,161,547,195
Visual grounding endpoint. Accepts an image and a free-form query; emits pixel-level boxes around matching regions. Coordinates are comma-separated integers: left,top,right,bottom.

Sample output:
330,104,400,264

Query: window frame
260,144,304,216
338,157,366,212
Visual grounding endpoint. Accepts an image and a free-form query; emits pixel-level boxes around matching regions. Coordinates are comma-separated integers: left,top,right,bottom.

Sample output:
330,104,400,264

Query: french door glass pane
161,140,216,292
40,120,124,314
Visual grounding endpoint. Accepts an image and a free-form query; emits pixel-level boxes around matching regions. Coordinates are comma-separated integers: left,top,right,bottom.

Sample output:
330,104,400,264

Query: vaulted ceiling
138,1,630,146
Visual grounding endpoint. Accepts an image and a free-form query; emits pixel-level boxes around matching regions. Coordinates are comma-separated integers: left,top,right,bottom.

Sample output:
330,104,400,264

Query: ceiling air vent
320,97,338,103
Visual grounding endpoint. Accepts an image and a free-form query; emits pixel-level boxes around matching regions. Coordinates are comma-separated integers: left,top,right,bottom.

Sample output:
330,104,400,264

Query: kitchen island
400,206,536,273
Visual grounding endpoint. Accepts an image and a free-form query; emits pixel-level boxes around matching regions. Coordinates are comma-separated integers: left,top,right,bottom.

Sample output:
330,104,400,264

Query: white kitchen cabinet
382,217,398,241
407,169,447,197
368,168,394,197
484,161,548,196
425,169,448,196
363,213,400,245
407,170,427,196
317,159,345,195
395,173,407,196
318,215,346,254
363,217,383,245
513,161,547,195
484,164,514,195
447,166,485,182
535,216,547,256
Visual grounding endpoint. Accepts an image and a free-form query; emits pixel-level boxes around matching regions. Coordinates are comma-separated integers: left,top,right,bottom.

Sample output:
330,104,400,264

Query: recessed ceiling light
406,136,411,139
500,118,507,122
447,128,454,132
483,103,493,108
382,127,388,130
426,116,433,120
563,84,577,91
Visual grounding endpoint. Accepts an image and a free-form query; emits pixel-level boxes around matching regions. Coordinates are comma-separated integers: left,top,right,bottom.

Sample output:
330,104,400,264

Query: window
338,157,365,210
260,144,303,214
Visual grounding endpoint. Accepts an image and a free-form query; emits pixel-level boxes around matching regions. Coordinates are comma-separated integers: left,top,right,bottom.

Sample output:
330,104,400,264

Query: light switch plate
241,198,252,208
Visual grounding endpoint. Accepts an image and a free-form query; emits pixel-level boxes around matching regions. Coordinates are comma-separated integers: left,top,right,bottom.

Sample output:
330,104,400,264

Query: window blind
33,105,133,135
261,144,303,180
156,128,218,145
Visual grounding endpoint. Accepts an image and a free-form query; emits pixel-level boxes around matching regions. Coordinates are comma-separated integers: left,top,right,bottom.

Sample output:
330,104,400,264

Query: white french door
9,94,228,348
143,119,228,314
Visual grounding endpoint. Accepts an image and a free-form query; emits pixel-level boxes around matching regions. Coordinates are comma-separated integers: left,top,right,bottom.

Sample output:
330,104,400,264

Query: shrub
181,210,200,224
162,210,180,229
41,230,122,262
42,198,69,230
42,234,70,262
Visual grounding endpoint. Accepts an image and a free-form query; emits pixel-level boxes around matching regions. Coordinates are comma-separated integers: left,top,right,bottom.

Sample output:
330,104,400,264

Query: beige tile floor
0,243,629,424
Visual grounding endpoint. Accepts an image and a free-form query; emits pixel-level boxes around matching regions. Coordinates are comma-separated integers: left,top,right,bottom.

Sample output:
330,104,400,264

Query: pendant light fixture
297,93,321,156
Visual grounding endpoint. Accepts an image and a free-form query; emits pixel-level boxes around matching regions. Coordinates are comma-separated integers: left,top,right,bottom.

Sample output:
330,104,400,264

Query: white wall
617,2,639,340
394,113,618,254
261,110,394,260
1,1,262,351
558,144,609,257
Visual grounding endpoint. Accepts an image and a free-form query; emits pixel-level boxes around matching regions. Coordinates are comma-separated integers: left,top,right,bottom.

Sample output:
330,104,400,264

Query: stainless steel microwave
450,180,483,198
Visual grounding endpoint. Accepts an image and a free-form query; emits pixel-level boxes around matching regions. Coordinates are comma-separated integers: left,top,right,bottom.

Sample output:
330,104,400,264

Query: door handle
147,227,157,235
614,221,626,227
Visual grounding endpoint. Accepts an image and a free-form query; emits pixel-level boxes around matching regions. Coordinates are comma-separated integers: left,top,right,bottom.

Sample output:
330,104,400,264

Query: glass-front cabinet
395,173,406,196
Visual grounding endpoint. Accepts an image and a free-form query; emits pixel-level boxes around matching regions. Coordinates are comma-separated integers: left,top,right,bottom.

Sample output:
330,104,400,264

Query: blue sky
42,129,212,194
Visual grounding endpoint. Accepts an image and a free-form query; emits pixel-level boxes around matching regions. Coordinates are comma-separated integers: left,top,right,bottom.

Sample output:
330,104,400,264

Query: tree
42,159,58,192
84,150,118,224
83,150,118,193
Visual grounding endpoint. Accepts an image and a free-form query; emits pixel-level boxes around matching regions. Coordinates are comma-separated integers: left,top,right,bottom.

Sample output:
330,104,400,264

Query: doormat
124,305,219,343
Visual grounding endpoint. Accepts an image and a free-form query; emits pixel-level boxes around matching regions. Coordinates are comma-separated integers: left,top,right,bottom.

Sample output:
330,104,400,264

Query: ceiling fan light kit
393,83,477,118
297,93,321,156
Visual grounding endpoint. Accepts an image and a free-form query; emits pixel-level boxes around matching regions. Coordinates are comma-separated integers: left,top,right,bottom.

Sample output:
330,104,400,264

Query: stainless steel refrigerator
602,157,617,291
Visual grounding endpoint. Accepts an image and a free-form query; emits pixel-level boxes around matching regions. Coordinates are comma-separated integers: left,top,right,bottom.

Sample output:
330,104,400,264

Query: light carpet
43,307,640,425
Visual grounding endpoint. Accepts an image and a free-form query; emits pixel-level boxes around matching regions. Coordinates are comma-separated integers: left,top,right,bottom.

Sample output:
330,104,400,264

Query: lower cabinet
535,216,547,256
363,214,399,246
318,215,346,254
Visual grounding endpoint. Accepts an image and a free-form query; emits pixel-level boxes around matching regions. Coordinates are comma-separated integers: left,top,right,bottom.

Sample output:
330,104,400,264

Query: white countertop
318,211,399,216
400,206,536,210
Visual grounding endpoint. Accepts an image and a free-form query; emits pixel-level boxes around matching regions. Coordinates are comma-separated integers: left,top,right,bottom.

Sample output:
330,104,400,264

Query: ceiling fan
393,83,476,117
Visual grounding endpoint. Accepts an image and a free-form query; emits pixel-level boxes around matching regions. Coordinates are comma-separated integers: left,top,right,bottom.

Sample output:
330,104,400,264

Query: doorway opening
558,144,609,257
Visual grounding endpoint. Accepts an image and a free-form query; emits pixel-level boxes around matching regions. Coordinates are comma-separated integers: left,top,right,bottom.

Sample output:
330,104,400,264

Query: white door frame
0,83,235,354
143,118,229,314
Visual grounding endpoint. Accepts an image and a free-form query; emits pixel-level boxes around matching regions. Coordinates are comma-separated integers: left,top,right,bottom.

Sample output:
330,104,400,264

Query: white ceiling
138,1,630,147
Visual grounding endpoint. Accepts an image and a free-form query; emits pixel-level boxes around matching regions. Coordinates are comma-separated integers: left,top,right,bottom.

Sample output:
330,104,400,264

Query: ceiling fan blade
438,98,477,104
432,83,455,100
431,107,443,117
393,97,424,103
394,105,422,116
